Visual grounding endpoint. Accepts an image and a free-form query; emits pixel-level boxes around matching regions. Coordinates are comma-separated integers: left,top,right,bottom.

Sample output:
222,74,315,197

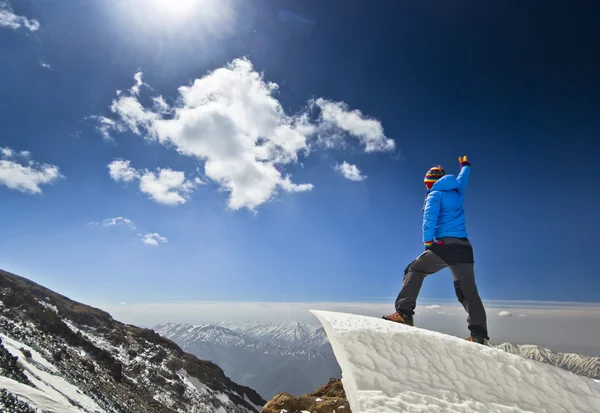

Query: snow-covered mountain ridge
155,322,340,399
155,322,330,359
0,269,265,413
496,342,600,380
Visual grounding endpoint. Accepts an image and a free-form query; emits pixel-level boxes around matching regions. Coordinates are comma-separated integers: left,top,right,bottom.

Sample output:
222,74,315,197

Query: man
383,156,489,345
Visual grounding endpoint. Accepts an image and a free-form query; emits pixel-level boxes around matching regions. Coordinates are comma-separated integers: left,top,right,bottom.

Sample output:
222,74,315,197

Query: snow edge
310,310,360,413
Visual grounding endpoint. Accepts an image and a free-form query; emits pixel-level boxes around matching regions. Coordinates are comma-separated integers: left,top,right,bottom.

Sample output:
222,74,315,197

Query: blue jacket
423,165,471,242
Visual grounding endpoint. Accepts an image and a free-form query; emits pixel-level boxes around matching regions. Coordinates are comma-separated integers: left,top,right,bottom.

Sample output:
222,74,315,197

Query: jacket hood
431,174,458,191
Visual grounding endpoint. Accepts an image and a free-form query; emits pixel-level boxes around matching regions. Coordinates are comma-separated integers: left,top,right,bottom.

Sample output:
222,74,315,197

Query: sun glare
117,0,234,36
149,0,199,18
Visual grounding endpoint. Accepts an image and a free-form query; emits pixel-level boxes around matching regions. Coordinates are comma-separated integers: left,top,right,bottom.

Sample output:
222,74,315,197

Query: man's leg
449,263,489,339
394,250,447,316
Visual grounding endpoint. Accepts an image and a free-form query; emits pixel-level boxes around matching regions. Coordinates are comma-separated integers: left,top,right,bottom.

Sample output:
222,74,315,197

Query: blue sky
1,0,599,310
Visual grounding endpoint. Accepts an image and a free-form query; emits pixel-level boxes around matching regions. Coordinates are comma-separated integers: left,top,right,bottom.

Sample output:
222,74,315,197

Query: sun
148,0,199,18
115,0,233,35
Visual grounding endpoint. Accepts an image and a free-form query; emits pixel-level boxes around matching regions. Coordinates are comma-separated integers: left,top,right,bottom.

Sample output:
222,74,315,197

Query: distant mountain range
154,322,340,399
496,342,600,380
157,321,600,401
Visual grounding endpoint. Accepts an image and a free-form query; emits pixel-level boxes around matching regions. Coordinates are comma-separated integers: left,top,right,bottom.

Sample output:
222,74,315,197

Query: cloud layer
98,300,600,356
0,1,40,31
98,58,395,210
0,147,62,194
108,159,199,205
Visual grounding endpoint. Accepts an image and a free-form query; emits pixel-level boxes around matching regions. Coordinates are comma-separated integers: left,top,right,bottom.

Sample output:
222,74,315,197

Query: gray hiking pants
395,238,488,339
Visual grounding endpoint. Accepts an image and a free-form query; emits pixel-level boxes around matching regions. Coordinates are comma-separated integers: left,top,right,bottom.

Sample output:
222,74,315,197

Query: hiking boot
466,336,489,345
382,312,414,326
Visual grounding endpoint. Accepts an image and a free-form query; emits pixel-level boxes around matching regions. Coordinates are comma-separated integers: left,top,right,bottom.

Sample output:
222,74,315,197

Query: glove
424,240,443,251
458,155,470,168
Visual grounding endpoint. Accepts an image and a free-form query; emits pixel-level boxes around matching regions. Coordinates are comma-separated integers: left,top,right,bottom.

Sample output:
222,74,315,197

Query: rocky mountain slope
0,269,265,413
155,322,340,399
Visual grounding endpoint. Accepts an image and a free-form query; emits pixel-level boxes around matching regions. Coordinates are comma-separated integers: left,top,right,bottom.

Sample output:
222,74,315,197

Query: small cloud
0,1,40,31
101,217,136,229
108,159,139,183
313,98,395,153
518,313,527,317
498,311,513,317
426,305,441,309
120,301,127,305
40,62,52,70
108,159,199,206
445,312,457,316
152,96,170,113
130,72,144,96
437,311,446,315
140,232,168,247
0,147,63,194
335,161,367,181
88,115,125,141
1,147,14,158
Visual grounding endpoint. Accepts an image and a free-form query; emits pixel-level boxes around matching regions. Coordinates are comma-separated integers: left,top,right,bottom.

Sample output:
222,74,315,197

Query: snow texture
0,376,84,413
1,333,104,412
311,310,600,413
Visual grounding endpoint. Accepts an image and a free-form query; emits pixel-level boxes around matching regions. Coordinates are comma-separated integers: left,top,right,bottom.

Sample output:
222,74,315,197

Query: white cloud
0,147,62,194
313,98,395,153
130,72,144,96
335,161,367,181
140,232,168,246
1,147,14,158
426,305,442,309
40,62,51,69
101,217,136,229
97,57,395,210
89,115,125,141
498,311,513,317
108,159,198,206
0,1,40,31
152,96,170,113
518,313,527,317
88,216,171,245
108,159,139,182
139,168,197,205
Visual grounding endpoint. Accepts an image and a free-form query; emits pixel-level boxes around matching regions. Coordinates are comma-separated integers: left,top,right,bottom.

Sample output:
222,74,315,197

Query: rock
19,348,32,359
262,378,351,413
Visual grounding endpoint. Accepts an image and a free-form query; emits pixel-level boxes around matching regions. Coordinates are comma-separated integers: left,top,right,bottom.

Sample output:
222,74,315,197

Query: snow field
311,310,600,413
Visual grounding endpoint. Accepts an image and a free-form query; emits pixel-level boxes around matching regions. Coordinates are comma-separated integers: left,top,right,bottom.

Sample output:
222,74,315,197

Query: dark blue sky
0,0,599,306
